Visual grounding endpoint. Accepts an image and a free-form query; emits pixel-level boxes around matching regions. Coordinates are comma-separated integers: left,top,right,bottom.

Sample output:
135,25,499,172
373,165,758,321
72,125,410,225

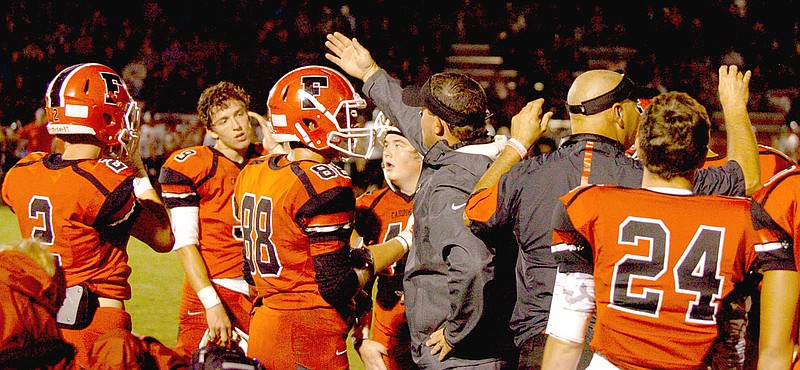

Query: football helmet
45,63,140,157
373,111,402,139
268,65,374,158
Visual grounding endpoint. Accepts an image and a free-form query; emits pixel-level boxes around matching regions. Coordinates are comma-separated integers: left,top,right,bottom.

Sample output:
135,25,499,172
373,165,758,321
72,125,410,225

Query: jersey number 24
611,217,724,324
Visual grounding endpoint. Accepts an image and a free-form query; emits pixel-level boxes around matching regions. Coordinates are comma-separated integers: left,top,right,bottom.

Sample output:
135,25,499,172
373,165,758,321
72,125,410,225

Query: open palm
325,32,378,81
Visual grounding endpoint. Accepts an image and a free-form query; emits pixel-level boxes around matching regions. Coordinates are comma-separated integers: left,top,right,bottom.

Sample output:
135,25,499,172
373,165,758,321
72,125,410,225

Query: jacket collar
560,133,628,152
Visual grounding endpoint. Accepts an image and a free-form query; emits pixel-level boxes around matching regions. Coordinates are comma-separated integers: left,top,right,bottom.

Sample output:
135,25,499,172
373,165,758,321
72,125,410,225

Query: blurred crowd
2,0,800,176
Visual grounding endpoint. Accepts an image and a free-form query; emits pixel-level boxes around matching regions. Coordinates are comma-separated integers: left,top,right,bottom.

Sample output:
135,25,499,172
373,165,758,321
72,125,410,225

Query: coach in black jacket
464,66,759,369
325,32,526,369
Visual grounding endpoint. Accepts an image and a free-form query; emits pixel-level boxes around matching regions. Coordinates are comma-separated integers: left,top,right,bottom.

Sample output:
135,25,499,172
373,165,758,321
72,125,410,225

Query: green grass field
0,204,365,367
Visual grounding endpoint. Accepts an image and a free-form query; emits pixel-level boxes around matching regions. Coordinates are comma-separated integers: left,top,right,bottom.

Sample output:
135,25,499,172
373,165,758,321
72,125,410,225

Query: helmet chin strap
382,163,399,193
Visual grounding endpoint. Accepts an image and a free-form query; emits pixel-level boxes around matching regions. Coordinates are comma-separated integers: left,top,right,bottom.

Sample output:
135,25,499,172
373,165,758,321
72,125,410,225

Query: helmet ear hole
102,113,113,125
303,118,317,130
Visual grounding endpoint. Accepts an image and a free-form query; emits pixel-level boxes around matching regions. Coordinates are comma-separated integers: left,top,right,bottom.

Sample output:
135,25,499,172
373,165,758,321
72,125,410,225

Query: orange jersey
159,145,260,279
354,186,413,277
552,185,793,369
703,144,796,185
355,186,413,344
1,153,139,300
233,154,354,310
754,169,800,245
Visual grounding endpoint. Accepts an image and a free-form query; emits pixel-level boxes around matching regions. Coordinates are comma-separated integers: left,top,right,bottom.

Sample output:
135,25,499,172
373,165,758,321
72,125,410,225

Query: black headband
566,74,637,115
402,77,490,127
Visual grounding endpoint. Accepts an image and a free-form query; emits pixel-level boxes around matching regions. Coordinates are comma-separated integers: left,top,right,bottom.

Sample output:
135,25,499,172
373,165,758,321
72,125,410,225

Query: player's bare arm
757,269,799,369
125,139,173,252
356,215,412,288
718,65,761,195
541,337,584,370
176,245,233,346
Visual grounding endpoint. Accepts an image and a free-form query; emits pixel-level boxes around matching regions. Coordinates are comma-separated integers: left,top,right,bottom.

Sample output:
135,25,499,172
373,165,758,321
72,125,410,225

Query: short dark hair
638,91,710,180
429,72,488,141
197,81,250,129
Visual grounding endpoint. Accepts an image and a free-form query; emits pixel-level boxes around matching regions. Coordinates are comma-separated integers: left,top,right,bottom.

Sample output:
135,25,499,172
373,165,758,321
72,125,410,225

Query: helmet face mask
372,111,402,143
45,63,141,158
268,65,375,158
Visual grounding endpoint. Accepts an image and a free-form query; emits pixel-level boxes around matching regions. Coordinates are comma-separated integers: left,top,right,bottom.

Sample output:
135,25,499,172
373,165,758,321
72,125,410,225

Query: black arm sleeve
313,246,360,322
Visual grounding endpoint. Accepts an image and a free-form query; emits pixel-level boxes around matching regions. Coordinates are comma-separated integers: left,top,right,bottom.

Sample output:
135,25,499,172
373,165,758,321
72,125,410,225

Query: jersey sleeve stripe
95,176,136,228
754,241,786,252
307,224,353,244
296,187,355,222
551,243,577,253
161,192,197,199
159,167,196,188
306,224,352,234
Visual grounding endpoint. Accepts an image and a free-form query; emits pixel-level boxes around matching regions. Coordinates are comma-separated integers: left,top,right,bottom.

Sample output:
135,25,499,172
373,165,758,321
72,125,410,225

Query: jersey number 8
239,193,282,277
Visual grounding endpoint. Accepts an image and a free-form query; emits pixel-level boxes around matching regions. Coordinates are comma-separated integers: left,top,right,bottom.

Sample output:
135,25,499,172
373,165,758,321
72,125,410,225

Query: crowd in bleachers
2,1,800,174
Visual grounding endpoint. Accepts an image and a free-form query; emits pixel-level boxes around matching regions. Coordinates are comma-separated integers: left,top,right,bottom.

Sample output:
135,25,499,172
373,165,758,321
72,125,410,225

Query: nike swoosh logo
451,203,467,210
335,349,347,356
187,310,204,316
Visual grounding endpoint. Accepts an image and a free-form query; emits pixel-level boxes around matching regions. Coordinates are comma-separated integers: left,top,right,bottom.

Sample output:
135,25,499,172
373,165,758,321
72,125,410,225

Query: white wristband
197,285,222,309
506,138,528,160
133,176,154,198
395,229,412,252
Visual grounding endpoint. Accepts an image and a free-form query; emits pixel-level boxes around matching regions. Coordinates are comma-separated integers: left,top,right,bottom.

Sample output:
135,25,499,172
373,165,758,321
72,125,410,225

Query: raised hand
511,98,552,150
718,65,751,109
119,133,149,179
324,32,381,82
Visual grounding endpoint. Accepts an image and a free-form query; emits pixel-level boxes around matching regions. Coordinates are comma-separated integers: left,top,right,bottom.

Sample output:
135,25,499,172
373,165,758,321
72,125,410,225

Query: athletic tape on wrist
133,176,154,198
197,285,222,309
395,230,412,252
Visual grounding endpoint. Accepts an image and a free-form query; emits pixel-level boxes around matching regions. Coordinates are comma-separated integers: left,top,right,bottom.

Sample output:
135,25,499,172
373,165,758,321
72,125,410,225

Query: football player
542,91,798,369
701,144,795,368
752,166,800,369
233,65,410,369
158,81,284,357
1,62,174,369
351,113,421,370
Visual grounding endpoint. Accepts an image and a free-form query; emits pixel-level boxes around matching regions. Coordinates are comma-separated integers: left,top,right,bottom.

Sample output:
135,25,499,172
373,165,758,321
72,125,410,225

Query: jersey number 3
611,217,724,324
239,193,282,277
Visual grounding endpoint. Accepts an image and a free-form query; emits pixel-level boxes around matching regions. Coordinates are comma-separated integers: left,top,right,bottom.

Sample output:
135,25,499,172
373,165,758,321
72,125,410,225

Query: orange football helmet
45,63,140,157
268,65,374,158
